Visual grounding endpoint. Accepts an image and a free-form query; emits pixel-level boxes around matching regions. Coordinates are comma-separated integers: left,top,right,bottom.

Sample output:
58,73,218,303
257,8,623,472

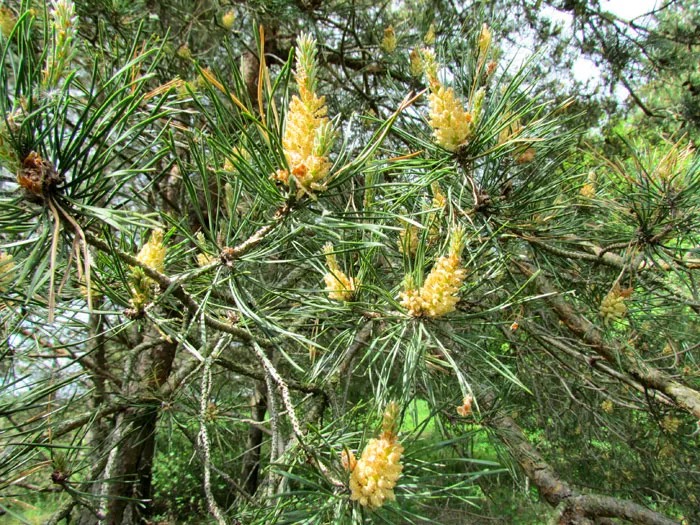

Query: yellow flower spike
129,230,166,310
399,286,423,317
423,53,472,151
448,225,465,255
580,171,596,198
381,25,396,53
380,401,400,439
398,224,419,256
136,229,167,272
421,48,439,88
427,85,473,151
427,182,447,242
431,182,446,209
400,227,467,318
323,243,356,301
349,402,404,510
470,87,486,125
274,33,335,196
398,274,423,316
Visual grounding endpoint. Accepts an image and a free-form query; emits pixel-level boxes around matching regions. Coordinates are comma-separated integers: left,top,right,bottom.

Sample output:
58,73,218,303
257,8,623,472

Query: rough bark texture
74,314,110,525
101,337,177,525
487,409,678,524
240,380,268,496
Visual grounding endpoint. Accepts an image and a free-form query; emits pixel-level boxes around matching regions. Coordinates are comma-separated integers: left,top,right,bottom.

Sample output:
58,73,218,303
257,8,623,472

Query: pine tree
0,2,698,524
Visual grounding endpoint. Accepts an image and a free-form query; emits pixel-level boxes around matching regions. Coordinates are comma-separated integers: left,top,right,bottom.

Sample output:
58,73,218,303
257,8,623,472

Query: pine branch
514,259,700,419
485,410,678,525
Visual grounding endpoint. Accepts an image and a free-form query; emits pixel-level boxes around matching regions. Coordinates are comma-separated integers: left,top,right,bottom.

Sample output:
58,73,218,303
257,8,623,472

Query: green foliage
151,430,209,520
0,1,698,524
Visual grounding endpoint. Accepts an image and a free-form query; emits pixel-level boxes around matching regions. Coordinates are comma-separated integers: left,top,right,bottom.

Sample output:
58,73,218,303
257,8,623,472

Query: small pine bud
399,227,467,318
323,243,356,301
456,395,473,416
516,147,535,164
222,9,236,30
136,230,167,272
398,224,419,256
580,183,595,198
176,44,192,60
0,252,15,291
409,49,423,78
431,182,446,209
580,171,596,198
421,48,438,86
424,23,435,45
599,287,630,324
381,25,396,53
478,23,492,58
197,252,215,267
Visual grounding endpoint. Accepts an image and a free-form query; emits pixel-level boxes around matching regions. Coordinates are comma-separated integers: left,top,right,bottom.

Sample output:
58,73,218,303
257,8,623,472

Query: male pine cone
347,402,404,509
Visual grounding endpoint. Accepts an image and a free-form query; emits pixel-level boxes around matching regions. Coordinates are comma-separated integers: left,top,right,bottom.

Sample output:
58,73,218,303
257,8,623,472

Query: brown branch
520,235,700,312
486,410,678,525
215,356,326,396
514,260,700,419
571,494,679,525
521,323,674,407
83,217,285,349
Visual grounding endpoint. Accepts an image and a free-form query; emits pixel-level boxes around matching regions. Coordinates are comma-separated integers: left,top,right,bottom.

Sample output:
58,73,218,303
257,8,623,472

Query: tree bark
486,407,678,524
240,380,268,496
91,337,177,525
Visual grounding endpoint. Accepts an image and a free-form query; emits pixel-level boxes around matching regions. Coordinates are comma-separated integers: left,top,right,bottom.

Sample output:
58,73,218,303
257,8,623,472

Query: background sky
542,0,659,93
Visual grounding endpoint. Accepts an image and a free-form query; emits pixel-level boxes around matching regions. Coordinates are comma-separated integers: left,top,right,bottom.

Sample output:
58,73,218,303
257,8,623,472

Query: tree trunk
78,336,177,525
240,380,267,496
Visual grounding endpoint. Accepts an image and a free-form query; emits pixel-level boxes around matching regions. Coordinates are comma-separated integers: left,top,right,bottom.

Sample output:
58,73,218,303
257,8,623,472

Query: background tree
0,1,698,524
